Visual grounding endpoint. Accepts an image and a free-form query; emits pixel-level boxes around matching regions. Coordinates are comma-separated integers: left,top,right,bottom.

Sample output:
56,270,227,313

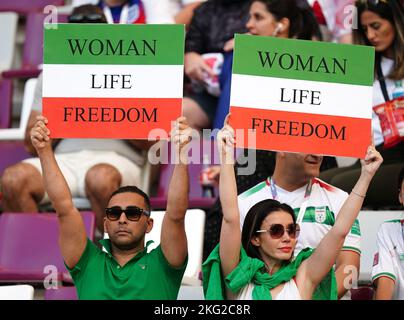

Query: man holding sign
30,115,191,299
1,15,185,237
230,35,376,299
0,6,149,236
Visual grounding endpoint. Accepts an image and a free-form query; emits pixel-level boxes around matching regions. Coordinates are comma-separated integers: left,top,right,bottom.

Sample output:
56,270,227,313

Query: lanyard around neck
269,177,313,225
103,3,129,24
376,55,391,103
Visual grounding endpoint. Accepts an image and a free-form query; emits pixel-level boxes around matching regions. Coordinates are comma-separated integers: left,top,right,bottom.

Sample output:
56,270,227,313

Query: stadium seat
0,77,37,179
2,12,44,79
44,284,206,300
177,285,204,300
44,285,77,300
145,209,206,286
0,77,34,209
0,77,37,141
0,0,64,15
0,212,95,284
0,141,31,178
0,12,18,73
150,140,219,210
0,284,34,300
0,79,13,129
2,12,69,80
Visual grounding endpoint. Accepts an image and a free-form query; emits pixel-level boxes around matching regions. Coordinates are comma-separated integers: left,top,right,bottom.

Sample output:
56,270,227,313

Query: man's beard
111,235,142,251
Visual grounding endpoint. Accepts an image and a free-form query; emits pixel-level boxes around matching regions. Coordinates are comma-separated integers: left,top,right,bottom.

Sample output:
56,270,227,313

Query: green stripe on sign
232,34,375,86
44,24,184,65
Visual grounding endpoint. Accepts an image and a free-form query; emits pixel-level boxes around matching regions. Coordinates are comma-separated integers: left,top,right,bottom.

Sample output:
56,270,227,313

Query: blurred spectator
97,0,146,24
143,0,206,25
183,0,250,131
0,5,152,237
305,0,355,43
372,166,404,300
320,0,404,208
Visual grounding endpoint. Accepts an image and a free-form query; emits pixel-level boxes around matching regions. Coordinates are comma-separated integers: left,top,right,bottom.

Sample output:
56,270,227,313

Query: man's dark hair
109,186,151,211
68,4,107,23
398,166,404,191
252,0,322,40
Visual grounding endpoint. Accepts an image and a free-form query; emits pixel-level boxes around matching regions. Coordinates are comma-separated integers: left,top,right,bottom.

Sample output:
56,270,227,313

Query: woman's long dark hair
241,199,296,260
353,0,404,80
252,0,322,40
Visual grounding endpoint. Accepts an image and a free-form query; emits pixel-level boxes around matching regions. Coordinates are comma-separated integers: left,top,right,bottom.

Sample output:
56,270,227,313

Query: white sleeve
238,195,248,231
342,218,361,255
331,190,362,254
143,0,175,24
371,224,397,284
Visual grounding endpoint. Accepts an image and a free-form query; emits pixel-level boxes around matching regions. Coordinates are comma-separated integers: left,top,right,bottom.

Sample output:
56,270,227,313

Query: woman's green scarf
202,244,337,300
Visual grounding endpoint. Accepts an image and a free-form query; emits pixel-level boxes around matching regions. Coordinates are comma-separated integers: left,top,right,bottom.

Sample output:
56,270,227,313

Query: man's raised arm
160,117,192,268
30,115,87,268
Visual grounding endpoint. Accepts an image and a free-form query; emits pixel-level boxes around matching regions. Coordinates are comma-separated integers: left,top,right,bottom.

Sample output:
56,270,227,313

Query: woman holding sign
202,117,383,300
202,0,336,265
321,0,404,207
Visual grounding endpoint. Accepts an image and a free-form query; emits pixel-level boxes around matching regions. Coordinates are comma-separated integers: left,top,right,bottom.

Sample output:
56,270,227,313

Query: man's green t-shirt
66,239,187,300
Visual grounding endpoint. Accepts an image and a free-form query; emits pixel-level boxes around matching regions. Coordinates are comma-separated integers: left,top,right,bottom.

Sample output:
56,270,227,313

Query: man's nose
118,212,128,223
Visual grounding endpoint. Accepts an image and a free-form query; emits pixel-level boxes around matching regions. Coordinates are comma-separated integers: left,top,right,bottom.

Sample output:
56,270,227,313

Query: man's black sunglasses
105,206,150,222
68,13,106,24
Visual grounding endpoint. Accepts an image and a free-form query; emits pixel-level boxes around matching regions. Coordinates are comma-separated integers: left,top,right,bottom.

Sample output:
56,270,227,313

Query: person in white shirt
320,0,404,209
142,0,205,25
372,166,404,300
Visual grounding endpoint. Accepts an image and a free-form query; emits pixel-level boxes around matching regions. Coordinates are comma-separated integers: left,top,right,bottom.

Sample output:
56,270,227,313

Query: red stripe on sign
43,97,182,139
229,106,371,158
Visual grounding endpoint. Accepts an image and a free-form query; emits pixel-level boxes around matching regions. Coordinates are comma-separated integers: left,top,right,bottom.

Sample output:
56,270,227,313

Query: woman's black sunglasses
105,206,150,222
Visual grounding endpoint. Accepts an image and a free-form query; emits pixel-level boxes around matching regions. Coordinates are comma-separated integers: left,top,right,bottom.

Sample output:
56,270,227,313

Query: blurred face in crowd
281,152,323,182
360,10,395,56
251,210,298,263
246,1,288,37
104,192,153,251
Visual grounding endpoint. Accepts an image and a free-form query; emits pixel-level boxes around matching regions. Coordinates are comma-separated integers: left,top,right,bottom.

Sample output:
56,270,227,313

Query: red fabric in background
312,0,327,25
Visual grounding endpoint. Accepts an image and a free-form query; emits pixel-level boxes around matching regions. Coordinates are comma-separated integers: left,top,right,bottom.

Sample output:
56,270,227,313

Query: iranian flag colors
229,34,375,158
42,24,184,139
